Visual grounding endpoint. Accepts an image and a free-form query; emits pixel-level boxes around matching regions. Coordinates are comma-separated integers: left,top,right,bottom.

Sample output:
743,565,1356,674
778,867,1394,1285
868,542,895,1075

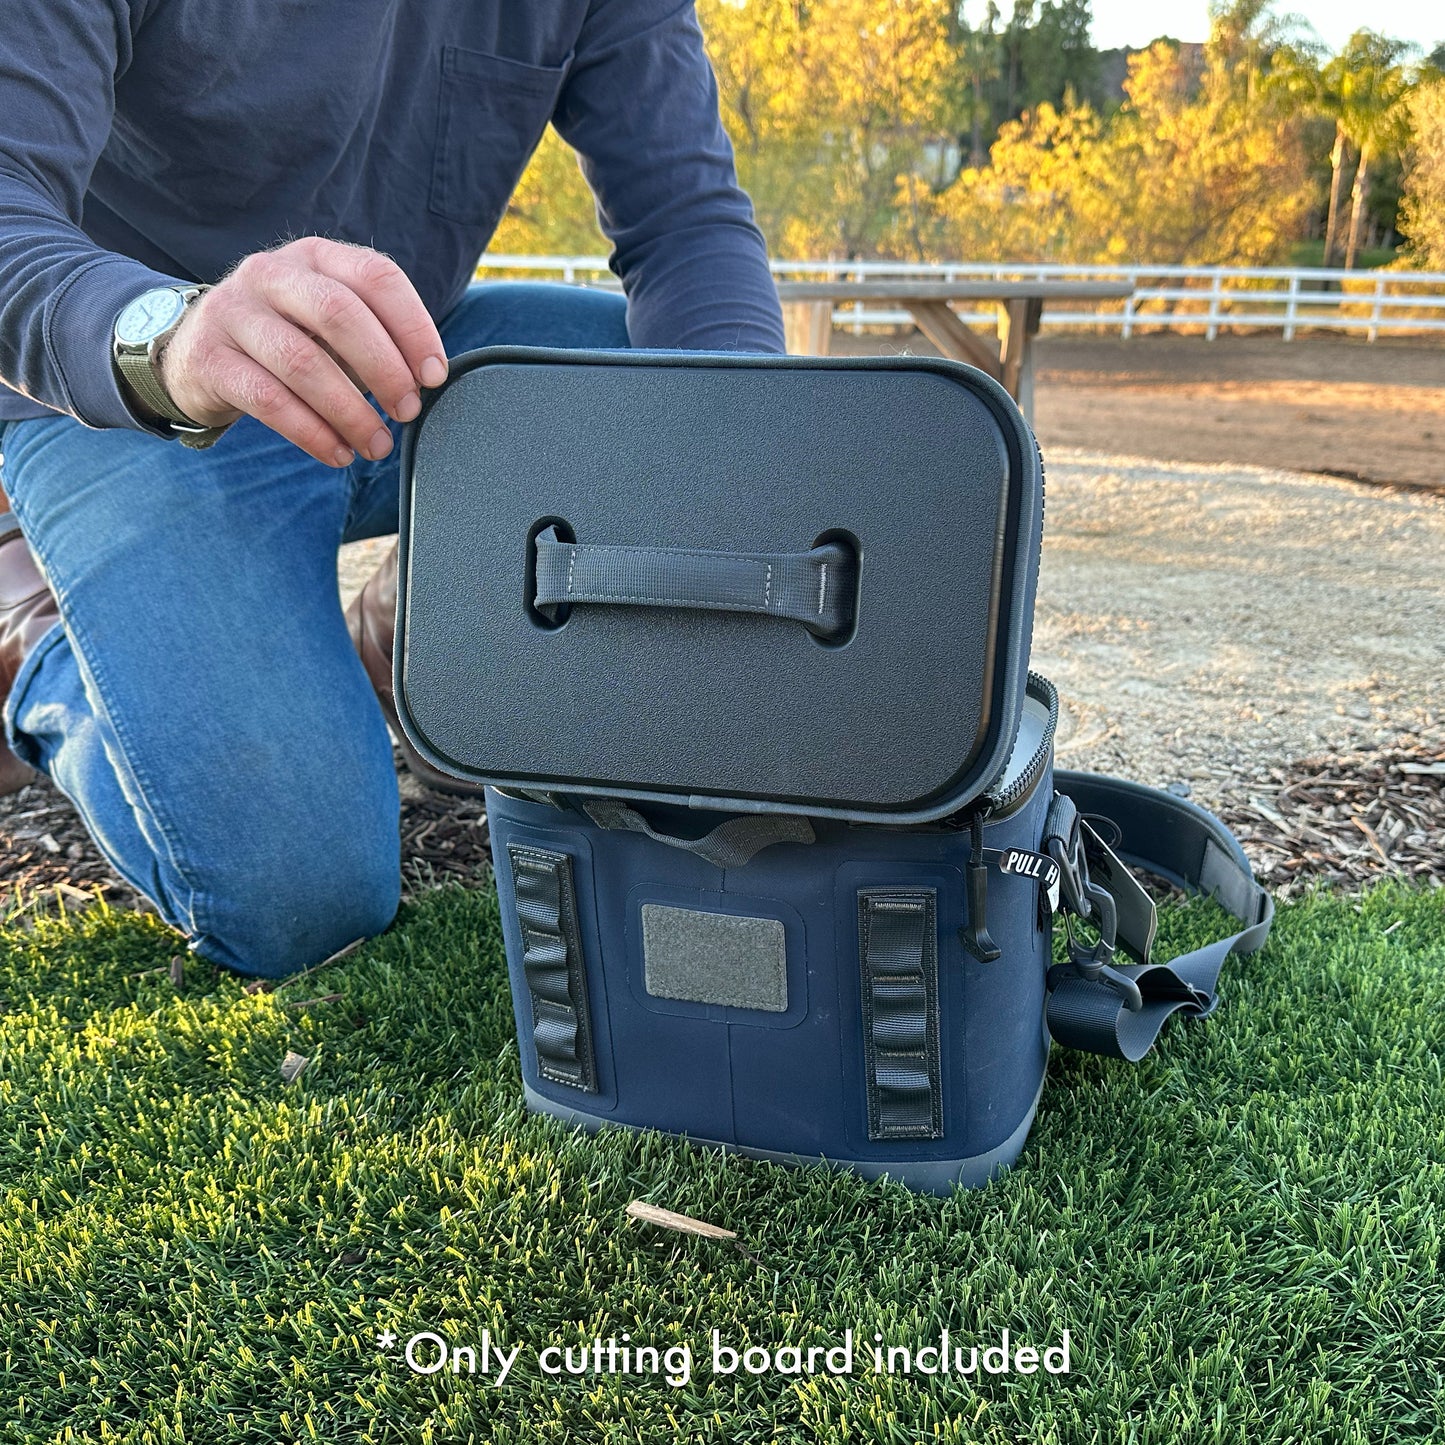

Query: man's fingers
257,263,422,423
225,308,392,460
210,350,356,468
161,240,443,467
317,339,368,395
303,239,447,390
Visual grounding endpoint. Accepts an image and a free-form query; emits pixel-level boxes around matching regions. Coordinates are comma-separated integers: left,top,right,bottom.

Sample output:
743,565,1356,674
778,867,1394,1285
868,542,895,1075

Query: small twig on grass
284,993,344,1010
626,1200,761,1265
244,936,366,995
626,1201,736,1240
168,955,184,990
53,881,99,906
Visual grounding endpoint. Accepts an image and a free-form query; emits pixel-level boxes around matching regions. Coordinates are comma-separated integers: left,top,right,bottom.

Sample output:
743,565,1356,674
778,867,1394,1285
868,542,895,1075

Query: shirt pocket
429,45,573,228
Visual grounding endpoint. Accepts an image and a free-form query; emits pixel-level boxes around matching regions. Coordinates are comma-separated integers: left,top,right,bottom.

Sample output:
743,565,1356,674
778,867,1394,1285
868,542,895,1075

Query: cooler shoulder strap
1043,770,1275,1063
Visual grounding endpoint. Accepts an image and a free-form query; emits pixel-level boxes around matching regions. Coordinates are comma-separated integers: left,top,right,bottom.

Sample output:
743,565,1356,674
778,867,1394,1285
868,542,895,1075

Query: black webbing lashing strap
506,845,598,1092
858,890,944,1140
1045,771,1275,1063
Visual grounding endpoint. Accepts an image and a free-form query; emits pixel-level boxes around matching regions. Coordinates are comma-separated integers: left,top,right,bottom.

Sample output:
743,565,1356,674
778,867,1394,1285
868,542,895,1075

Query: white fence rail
477,256,1445,341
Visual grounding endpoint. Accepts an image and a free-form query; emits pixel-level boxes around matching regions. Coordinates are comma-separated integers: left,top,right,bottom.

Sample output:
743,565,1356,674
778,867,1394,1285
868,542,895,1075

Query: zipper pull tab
961,809,1002,963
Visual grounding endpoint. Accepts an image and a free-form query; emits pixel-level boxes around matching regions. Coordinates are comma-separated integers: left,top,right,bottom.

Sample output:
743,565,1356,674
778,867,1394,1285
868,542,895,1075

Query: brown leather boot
345,541,483,794
0,510,61,795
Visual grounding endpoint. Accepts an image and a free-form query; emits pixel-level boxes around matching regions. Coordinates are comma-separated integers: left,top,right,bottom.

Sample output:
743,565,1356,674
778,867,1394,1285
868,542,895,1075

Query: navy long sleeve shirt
0,0,785,429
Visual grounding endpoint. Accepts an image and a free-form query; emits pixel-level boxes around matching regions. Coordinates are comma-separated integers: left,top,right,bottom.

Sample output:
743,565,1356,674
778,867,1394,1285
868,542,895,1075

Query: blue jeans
0,282,630,977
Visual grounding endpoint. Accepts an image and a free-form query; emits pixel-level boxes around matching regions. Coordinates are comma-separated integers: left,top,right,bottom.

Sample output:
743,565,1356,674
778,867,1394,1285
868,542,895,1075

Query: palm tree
1321,32,1417,268
951,3,1003,170
1207,0,1307,107
1322,115,1350,267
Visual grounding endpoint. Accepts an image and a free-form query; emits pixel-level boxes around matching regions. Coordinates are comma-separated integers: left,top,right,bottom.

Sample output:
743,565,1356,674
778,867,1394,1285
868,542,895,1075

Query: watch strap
115,344,196,429
114,285,232,449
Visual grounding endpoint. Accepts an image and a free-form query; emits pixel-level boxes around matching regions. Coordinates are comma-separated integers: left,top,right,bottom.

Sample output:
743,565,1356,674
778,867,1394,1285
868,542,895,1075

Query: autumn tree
1096,36,1311,263
700,0,964,259
489,127,606,258
919,99,1105,262
494,0,1109,265
1400,79,1445,268
488,0,1383,272
923,24,1313,267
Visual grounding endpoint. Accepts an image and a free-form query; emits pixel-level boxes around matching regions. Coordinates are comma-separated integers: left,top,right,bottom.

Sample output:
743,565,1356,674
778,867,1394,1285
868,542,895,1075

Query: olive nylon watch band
113,285,232,450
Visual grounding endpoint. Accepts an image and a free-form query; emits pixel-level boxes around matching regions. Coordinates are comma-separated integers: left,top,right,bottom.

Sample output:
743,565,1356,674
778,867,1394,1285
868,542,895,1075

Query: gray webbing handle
533,527,855,640
580,797,815,869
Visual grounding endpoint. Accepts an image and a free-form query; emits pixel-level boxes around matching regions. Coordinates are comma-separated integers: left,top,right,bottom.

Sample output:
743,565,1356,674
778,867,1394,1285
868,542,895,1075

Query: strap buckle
1044,801,1144,1013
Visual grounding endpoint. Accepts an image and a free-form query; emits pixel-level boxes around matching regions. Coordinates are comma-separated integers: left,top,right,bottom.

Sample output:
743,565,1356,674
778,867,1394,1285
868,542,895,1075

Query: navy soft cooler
393,347,1274,1193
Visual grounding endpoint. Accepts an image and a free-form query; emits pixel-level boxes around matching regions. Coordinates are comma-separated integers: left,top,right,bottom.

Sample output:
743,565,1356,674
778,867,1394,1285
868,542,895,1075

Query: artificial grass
0,881,1441,1444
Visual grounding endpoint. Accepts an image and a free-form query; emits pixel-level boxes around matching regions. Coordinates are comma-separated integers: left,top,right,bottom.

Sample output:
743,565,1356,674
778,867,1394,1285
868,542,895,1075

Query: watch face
115,288,187,348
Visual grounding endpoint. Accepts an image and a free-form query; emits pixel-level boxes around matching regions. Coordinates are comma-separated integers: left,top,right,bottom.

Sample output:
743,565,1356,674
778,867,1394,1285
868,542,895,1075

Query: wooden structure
774,280,1134,423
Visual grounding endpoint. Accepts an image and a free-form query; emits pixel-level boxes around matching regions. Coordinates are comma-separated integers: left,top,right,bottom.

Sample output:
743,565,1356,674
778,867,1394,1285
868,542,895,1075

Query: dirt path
1033,335,1445,490
830,332,1445,489
1034,450,1445,792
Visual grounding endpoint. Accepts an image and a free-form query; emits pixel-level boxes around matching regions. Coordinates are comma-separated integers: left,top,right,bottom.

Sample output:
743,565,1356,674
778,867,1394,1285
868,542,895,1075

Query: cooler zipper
991,433,1050,816
981,670,1059,817
940,669,1058,832
956,672,1058,963
941,427,1052,830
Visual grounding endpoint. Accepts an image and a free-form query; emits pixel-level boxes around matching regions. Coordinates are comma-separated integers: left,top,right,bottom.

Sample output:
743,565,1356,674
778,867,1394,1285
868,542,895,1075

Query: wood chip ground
2,740,1437,921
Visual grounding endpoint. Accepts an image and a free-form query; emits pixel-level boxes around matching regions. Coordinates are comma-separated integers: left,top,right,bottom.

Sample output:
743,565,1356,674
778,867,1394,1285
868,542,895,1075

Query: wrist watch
112,285,231,450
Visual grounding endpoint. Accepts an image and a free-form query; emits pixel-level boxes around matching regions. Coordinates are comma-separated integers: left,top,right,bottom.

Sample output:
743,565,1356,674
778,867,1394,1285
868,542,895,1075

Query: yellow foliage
489,0,1317,267
920,101,1104,262
488,127,606,259
1400,80,1445,269
1092,40,1315,264
922,39,1312,265
699,0,963,259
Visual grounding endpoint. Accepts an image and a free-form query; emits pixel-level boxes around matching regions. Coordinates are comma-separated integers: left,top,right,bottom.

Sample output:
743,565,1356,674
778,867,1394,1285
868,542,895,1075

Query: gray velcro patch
641,904,787,1012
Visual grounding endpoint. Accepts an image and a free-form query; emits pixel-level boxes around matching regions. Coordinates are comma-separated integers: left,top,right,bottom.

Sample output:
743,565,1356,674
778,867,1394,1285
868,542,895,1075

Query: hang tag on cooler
991,846,1062,914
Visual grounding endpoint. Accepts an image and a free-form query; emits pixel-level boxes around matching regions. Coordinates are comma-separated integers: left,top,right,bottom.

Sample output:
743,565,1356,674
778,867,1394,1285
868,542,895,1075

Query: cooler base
522,1079,1045,1195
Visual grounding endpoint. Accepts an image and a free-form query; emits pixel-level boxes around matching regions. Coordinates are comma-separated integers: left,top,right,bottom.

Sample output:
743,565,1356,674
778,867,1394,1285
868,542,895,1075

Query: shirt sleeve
552,0,786,355
0,0,186,429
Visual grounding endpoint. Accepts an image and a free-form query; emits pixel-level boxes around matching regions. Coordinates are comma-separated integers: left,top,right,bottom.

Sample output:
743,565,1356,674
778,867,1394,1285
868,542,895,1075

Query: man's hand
157,238,449,467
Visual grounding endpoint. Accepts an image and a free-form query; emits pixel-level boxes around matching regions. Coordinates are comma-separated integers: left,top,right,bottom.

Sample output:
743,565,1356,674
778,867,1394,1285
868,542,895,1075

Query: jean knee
193,825,401,980
444,281,631,352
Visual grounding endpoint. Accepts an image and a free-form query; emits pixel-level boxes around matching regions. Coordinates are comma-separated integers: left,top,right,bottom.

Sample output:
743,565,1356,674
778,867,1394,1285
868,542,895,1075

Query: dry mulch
394,770,491,893
1213,746,1443,899
2,743,1438,923
1,779,123,907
